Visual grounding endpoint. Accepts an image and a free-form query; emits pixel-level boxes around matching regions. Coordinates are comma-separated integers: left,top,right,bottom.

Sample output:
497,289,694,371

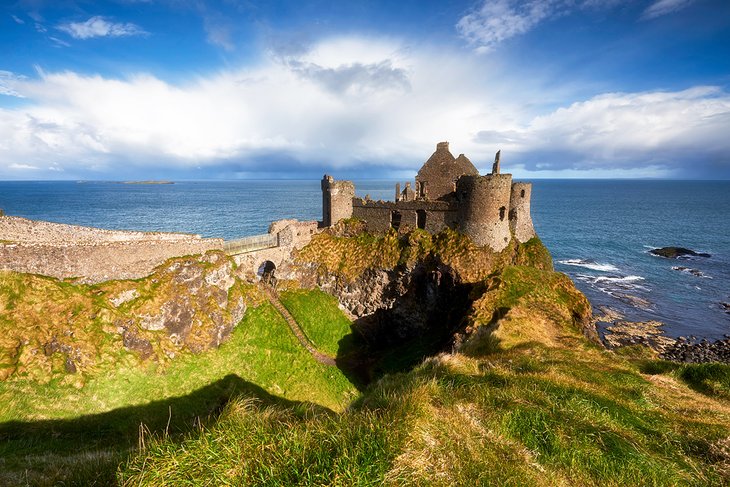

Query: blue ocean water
1,179,728,339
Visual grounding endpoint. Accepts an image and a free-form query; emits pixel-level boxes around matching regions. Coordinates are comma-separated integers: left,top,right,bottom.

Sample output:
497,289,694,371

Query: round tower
509,182,536,243
456,174,512,251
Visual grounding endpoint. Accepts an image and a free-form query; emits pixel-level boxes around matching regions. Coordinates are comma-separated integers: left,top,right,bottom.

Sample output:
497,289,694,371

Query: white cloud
9,163,39,170
57,16,147,40
642,0,696,19
457,0,563,53
11,14,24,24
478,86,730,173
0,37,727,179
456,0,642,53
0,71,26,97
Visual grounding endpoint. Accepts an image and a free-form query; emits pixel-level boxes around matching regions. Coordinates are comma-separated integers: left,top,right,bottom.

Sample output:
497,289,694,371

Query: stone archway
257,260,277,286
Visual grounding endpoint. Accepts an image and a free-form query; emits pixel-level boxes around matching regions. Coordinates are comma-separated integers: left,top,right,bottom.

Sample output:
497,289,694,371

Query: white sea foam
593,275,645,283
558,259,619,272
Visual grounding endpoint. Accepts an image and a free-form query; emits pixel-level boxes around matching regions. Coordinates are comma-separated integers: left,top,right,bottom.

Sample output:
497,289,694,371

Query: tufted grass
122,263,730,486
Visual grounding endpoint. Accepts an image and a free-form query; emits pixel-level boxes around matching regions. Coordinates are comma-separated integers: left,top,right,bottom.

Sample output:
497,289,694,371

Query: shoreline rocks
596,306,730,364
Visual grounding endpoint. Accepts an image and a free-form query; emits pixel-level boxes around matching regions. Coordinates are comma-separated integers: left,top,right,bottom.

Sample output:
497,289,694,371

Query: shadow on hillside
0,374,329,485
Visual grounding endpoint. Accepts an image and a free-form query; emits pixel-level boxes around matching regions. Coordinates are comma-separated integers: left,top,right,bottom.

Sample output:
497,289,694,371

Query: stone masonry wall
0,216,223,283
509,182,536,243
352,198,458,234
321,176,355,226
456,174,513,251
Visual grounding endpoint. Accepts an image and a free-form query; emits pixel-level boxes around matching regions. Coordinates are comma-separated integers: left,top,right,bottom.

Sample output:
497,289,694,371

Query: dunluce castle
321,141,535,252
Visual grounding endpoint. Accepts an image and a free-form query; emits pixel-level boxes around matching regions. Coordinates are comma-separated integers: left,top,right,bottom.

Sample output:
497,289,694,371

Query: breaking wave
558,259,619,272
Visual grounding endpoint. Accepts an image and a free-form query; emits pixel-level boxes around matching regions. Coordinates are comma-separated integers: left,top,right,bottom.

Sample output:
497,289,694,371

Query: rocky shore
597,306,730,364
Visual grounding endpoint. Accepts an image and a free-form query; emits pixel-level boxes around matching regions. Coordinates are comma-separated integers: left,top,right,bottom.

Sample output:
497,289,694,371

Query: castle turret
456,174,512,251
321,175,354,227
509,182,536,243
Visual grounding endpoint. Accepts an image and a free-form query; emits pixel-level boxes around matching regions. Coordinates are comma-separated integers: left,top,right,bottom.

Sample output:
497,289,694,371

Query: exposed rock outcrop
650,247,711,259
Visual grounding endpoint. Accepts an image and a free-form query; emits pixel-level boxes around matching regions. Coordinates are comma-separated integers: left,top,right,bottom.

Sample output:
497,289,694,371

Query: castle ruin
321,142,535,251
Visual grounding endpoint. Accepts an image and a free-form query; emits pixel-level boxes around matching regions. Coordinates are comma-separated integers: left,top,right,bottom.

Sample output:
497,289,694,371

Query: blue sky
1,0,729,180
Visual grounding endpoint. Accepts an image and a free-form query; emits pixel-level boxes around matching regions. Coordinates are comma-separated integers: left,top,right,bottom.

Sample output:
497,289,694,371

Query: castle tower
456,174,513,251
321,175,354,227
509,182,536,243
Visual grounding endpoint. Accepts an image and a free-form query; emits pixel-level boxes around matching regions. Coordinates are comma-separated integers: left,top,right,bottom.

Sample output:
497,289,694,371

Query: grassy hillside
0,258,357,486
122,263,730,486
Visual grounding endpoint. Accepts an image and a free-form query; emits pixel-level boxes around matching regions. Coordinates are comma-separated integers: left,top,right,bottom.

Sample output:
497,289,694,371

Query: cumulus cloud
57,16,147,40
642,0,696,19
477,86,730,175
0,36,728,179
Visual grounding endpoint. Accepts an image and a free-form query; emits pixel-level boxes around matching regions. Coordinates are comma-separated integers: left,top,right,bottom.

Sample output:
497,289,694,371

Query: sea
1,179,728,340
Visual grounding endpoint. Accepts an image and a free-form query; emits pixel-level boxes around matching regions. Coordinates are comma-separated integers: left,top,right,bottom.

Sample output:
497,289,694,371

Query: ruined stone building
321,141,535,251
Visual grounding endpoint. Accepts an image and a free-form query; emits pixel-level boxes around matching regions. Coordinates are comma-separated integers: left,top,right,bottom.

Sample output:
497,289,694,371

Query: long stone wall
0,216,223,283
352,198,459,234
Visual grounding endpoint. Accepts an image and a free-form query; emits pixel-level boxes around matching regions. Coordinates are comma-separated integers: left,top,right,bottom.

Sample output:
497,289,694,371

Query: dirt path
260,284,337,366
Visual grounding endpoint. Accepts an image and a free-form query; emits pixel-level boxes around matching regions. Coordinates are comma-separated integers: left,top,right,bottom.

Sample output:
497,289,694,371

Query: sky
1,0,729,180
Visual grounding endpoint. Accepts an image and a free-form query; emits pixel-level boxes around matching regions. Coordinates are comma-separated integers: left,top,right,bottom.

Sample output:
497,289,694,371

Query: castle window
391,210,402,231
520,189,525,198
499,206,506,221
416,209,427,229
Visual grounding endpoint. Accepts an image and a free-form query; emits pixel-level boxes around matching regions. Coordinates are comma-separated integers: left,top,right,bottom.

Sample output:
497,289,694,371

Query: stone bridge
224,220,319,281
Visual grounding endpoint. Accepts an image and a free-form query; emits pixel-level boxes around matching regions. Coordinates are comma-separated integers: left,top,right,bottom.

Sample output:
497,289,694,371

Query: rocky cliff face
293,227,591,376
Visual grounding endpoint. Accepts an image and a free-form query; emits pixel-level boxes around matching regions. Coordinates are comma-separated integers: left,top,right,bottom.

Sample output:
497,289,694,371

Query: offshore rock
650,247,711,259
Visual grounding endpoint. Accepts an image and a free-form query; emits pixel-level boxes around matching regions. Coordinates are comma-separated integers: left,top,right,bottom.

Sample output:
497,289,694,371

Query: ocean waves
558,259,619,272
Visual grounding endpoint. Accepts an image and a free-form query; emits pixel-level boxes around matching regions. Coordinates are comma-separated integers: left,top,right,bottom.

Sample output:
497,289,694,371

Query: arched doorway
257,260,277,286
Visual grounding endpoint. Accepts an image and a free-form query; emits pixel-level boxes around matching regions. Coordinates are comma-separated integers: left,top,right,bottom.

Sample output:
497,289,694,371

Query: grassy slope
279,289,353,357
0,277,357,485
122,263,730,486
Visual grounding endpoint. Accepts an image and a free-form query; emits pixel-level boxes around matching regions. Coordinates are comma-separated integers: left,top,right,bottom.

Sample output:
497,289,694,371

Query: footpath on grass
260,284,337,366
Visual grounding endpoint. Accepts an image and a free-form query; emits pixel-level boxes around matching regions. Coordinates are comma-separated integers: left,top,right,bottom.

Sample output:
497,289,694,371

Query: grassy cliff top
122,261,730,486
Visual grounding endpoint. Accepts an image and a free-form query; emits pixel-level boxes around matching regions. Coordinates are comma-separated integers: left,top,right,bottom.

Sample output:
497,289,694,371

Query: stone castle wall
509,182,536,243
0,216,223,283
321,176,355,227
456,174,513,251
352,198,458,234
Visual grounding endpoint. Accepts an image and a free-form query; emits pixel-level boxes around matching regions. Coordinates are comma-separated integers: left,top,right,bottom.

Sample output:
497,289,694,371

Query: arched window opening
499,206,506,221
520,189,525,198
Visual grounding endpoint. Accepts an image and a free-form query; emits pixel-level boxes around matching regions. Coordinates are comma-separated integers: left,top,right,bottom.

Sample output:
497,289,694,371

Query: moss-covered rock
0,251,259,383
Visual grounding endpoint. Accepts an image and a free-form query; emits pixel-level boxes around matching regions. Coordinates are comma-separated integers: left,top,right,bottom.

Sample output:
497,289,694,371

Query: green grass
0,301,357,485
122,343,730,486
279,289,353,357
121,264,730,486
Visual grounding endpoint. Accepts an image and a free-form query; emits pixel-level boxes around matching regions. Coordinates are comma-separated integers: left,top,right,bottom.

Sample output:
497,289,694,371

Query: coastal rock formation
650,246,711,258
0,251,256,382
293,226,593,377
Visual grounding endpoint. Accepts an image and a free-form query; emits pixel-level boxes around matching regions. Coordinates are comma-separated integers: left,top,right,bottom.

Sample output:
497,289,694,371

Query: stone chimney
436,141,449,151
